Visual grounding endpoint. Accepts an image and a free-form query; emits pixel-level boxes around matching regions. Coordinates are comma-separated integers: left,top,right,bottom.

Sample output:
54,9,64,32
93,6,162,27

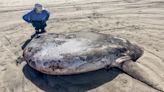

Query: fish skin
23,31,143,75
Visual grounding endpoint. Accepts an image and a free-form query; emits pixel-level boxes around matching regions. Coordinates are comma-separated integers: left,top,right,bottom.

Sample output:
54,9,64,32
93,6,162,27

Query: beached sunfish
23,32,164,92
23,31,164,91
23,31,143,75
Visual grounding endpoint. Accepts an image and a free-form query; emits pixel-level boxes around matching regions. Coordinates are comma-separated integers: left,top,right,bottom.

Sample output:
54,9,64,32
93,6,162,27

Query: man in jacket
23,3,50,36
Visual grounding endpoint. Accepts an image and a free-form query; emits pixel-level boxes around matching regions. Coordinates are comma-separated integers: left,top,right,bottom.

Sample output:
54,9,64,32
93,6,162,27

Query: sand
0,0,164,92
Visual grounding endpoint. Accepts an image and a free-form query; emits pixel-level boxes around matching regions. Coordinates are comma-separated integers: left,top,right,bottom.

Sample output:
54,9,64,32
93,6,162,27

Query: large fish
23,31,164,91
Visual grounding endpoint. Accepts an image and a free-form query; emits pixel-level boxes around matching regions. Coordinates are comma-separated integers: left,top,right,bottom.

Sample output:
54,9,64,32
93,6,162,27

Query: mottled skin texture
23,31,143,75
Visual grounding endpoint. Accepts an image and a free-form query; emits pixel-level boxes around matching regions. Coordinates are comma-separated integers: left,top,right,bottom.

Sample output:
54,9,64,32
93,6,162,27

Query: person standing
23,3,50,36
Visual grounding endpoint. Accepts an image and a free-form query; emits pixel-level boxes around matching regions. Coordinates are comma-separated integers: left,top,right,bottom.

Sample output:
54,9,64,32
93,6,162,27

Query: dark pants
31,21,47,38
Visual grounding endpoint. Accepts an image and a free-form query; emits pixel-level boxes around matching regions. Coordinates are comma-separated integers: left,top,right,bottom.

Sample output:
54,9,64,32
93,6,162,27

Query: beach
0,0,164,92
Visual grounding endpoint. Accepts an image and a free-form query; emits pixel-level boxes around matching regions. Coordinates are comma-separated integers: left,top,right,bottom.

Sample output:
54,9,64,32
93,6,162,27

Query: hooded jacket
23,9,49,23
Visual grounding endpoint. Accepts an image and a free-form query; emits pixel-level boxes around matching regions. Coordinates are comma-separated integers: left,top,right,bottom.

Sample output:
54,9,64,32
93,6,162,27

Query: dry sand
0,0,164,92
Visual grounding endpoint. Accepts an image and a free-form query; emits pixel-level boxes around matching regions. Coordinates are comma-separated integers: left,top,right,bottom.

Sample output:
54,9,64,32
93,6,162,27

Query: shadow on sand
23,64,121,92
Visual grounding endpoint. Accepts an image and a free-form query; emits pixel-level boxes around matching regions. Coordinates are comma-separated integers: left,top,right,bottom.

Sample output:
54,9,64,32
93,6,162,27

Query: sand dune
0,0,164,92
